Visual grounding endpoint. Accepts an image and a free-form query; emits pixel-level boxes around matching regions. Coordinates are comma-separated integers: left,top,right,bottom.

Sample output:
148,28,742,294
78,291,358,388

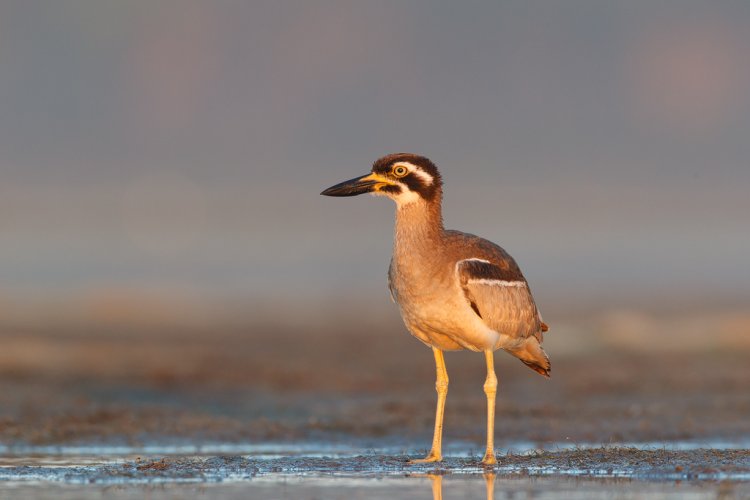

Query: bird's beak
320,173,391,197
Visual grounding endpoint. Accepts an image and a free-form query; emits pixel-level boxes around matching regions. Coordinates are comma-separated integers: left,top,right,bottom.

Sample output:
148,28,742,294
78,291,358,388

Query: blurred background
0,1,749,448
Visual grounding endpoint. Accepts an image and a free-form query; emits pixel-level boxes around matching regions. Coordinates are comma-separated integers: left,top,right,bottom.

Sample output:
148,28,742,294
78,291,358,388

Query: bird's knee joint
435,379,449,393
483,378,497,394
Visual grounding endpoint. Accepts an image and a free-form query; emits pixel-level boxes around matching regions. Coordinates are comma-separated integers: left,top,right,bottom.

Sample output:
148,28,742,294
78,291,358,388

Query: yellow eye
393,165,408,177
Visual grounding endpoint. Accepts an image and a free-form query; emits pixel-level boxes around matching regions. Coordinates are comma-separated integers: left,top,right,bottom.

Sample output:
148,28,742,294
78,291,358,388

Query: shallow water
1,440,750,499
1,475,748,500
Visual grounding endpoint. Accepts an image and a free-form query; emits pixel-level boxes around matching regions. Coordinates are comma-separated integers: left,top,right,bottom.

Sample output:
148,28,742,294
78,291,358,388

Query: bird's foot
481,451,497,466
409,452,442,464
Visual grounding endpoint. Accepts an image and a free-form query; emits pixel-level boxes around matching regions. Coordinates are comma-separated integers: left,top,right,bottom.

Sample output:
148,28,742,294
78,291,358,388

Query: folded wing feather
456,258,544,342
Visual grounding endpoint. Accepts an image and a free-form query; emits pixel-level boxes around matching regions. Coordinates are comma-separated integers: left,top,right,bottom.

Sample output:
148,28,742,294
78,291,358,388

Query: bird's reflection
483,472,496,500
429,474,443,500
425,472,496,500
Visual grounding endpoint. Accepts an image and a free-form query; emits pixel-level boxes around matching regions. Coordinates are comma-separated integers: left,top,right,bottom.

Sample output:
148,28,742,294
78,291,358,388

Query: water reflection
429,474,443,500
3,476,745,500
427,472,496,500
484,472,496,500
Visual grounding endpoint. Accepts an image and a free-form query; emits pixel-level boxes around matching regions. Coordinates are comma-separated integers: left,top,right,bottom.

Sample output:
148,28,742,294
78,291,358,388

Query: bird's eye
393,165,408,177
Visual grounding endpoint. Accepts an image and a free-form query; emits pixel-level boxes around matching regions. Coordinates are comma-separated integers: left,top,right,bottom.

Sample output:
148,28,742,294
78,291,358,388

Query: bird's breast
389,253,502,351
391,258,468,326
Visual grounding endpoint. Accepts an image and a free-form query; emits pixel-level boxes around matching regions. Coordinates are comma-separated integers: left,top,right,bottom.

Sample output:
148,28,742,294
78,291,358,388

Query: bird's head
320,153,442,207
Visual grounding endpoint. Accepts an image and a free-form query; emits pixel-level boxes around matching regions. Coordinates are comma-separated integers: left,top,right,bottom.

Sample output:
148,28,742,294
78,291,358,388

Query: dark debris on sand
3,448,750,484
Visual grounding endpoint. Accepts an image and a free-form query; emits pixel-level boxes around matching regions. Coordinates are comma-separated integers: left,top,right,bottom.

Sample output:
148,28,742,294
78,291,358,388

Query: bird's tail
508,337,551,378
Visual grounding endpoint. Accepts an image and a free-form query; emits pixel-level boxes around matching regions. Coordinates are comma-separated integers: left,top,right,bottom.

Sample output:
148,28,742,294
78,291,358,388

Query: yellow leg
481,350,498,465
410,347,448,463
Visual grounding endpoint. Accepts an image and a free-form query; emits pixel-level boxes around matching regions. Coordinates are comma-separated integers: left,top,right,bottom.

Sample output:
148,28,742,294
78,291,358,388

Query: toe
408,453,442,464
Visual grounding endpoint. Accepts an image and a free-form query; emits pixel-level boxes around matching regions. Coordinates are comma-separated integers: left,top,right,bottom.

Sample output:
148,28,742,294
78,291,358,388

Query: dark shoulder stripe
457,258,525,282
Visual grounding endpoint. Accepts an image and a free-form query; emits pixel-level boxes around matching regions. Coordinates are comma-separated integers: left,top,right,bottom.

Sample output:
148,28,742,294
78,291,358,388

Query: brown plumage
322,153,551,464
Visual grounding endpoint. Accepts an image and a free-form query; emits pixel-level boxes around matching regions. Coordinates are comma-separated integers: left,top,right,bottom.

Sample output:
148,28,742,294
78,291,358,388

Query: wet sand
2,319,749,446
1,448,750,499
4,447,750,481
1,311,749,496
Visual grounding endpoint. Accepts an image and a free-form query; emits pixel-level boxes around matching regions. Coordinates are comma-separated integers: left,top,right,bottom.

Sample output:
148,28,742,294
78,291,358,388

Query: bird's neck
393,197,444,255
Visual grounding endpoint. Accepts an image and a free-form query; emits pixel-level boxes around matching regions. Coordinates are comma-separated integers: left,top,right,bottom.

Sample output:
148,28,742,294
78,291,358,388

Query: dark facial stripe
380,184,401,194
401,174,425,193
400,172,440,201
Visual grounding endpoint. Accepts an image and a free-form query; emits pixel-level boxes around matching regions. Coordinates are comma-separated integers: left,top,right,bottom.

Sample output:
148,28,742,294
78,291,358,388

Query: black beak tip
320,175,378,197
320,185,344,197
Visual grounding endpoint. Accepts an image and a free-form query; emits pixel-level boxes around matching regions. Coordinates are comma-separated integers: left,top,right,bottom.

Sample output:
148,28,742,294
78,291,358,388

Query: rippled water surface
2,475,749,500
1,440,749,499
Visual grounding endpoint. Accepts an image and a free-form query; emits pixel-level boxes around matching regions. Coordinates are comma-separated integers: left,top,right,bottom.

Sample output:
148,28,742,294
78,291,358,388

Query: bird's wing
456,258,543,341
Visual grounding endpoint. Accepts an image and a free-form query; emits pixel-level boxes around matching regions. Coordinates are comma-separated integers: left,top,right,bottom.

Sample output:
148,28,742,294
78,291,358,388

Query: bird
320,153,550,465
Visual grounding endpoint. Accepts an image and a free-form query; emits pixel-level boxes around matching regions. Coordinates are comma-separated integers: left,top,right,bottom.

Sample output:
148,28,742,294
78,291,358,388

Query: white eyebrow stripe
394,162,434,185
460,258,491,264
468,279,527,287
455,258,491,275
